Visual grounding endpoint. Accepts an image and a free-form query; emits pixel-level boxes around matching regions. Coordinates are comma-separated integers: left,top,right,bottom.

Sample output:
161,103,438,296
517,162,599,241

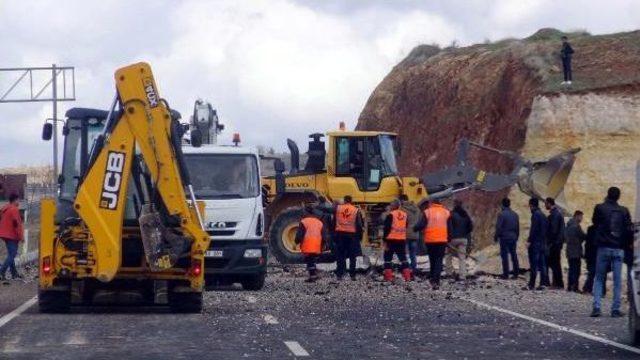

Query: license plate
205,250,224,258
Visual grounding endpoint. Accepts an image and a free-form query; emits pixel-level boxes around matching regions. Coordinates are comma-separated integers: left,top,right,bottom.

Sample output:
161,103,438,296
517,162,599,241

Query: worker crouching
382,200,411,282
295,205,326,283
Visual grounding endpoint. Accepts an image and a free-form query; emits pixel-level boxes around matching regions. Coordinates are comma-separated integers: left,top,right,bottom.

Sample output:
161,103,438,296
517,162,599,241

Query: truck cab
182,144,267,290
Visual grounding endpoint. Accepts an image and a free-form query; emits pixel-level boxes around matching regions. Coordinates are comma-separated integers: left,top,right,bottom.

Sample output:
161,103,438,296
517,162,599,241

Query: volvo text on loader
38,63,210,313
262,127,580,264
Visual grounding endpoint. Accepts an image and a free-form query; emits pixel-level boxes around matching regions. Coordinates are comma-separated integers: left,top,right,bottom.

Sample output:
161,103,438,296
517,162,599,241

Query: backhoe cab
38,63,209,313
262,128,580,264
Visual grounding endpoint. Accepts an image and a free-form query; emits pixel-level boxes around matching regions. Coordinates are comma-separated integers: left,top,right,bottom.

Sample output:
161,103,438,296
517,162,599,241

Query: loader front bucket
517,148,581,212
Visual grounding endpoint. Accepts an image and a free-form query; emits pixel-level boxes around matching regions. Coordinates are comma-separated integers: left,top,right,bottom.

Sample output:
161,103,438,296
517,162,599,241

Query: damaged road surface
0,266,638,359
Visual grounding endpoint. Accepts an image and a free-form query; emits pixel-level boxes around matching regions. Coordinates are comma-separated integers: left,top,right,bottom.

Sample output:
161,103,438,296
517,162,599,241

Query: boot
402,268,412,282
383,269,394,282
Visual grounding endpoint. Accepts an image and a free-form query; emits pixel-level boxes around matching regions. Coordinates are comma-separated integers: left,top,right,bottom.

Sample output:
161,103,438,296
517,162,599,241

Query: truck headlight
244,249,262,258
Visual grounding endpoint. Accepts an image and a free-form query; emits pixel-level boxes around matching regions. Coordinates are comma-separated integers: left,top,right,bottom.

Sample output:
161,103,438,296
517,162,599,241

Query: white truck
182,100,267,290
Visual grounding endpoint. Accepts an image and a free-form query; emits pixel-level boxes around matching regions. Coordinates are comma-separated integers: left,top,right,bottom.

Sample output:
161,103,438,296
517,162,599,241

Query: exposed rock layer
357,29,640,246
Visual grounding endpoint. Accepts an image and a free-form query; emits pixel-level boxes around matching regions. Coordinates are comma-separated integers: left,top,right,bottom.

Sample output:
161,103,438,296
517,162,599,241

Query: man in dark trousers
413,199,452,290
295,204,327,283
0,193,24,280
560,35,574,85
545,197,565,289
565,210,586,292
382,200,411,282
582,224,598,293
333,195,363,281
526,198,549,290
591,187,633,318
495,198,520,279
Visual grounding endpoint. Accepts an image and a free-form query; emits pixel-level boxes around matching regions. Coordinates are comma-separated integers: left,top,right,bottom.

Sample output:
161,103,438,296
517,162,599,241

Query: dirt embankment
357,29,640,247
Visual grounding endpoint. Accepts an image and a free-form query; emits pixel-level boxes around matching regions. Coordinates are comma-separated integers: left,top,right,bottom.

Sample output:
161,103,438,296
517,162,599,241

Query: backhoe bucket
517,148,581,212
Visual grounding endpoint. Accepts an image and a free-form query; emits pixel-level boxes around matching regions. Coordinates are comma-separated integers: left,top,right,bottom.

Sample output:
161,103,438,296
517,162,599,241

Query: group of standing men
295,195,474,290
496,187,634,318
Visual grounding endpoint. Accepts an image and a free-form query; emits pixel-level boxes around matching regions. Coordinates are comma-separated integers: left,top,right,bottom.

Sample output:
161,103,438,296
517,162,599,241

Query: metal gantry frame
0,64,76,179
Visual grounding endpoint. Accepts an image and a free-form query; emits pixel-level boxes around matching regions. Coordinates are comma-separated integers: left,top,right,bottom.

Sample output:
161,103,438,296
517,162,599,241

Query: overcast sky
1,0,639,167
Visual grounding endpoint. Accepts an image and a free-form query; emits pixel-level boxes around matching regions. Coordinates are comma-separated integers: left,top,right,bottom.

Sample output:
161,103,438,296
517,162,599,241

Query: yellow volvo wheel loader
38,63,210,313
262,130,580,264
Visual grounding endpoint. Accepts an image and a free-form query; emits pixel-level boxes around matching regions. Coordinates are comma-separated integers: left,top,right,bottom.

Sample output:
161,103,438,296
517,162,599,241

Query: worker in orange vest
295,204,327,283
413,199,452,289
382,200,411,282
333,195,363,281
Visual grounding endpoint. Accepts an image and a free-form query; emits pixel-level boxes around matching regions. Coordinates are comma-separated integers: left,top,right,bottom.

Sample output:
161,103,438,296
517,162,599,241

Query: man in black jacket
560,35,574,85
527,198,549,290
445,199,473,281
545,197,565,289
590,187,633,318
495,198,520,279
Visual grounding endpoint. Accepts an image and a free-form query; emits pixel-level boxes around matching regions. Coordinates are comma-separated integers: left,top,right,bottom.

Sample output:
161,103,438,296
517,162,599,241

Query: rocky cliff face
357,29,640,246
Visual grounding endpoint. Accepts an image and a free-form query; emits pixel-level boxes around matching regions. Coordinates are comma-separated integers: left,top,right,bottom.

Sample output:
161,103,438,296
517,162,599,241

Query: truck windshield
184,154,260,199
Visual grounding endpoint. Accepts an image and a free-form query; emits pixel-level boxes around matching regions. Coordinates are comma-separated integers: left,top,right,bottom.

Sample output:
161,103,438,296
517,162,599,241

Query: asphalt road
0,266,638,359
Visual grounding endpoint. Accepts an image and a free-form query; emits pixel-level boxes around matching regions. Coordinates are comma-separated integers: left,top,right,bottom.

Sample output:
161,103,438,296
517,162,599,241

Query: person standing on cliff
560,35,574,86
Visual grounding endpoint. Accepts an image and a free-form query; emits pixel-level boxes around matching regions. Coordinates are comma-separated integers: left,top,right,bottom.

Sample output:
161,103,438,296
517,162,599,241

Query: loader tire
38,289,71,313
269,207,305,264
169,291,203,314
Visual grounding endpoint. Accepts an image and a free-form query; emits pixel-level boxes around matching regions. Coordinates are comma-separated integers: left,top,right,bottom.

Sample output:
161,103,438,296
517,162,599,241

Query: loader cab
327,131,399,192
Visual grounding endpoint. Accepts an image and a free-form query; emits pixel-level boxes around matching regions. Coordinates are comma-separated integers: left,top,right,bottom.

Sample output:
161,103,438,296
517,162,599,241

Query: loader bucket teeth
517,148,581,212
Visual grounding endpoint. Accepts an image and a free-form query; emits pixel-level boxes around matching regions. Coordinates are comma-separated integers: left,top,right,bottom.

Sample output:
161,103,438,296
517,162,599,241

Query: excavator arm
73,63,209,283
423,139,580,211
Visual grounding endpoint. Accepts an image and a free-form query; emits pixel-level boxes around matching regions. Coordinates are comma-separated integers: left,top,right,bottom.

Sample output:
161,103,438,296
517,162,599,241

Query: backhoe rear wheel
38,289,71,313
269,207,305,264
169,291,203,313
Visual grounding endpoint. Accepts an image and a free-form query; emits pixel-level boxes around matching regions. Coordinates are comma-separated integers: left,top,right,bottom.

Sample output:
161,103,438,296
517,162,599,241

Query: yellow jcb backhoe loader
38,63,210,313
262,130,579,264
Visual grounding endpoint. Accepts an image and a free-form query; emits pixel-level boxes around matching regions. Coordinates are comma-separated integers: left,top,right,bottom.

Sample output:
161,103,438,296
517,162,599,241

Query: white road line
463,297,640,355
263,314,279,324
63,331,88,345
284,341,310,357
0,296,37,329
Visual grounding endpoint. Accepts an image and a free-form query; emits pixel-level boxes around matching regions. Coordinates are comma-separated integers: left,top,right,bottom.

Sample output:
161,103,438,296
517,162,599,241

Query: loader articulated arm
73,63,209,282
422,139,580,209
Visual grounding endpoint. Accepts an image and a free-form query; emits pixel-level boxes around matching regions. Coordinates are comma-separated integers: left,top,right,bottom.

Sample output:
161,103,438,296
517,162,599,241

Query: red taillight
42,256,52,274
190,259,202,277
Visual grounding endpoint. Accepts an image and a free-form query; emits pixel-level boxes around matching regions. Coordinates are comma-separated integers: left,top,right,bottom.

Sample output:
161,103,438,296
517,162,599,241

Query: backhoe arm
73,63,209,282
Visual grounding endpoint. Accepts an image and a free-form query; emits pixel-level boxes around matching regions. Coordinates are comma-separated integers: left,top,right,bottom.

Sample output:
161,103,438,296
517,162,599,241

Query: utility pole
52,64,59,177
0,65,76,183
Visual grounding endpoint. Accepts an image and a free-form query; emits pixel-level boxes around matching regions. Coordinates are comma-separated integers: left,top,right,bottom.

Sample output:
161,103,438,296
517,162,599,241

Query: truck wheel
630,288,640,345
169,291,203,313
269,207,305,264
241,273,266,291
38,289,71,313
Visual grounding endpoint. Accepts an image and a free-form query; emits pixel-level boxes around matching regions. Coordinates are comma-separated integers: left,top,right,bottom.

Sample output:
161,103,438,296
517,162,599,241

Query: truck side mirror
42,123,53,141
190,129,203,148
274,159,286,195
274,159,285,174
396,138,402,157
